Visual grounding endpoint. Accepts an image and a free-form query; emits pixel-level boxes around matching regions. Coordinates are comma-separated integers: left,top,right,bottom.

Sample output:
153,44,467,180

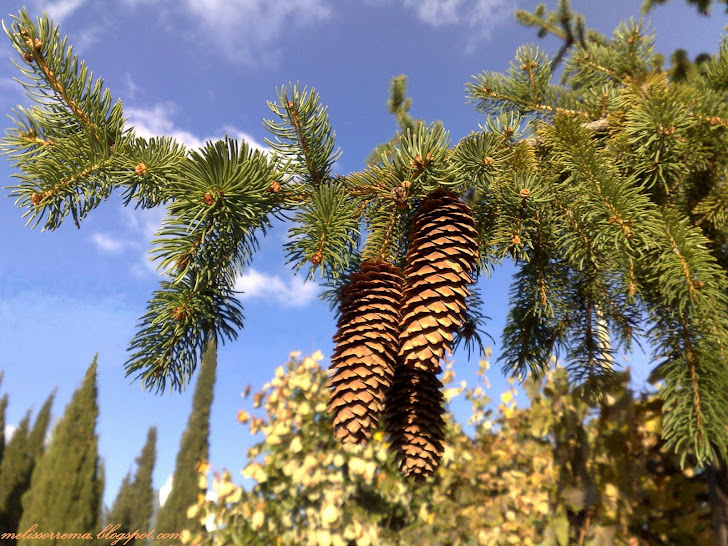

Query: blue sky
0,0,726,509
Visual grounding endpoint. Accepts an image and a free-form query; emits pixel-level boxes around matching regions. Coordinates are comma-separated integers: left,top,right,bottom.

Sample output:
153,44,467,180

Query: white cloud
183,0,332,65
4,424,16,444
122,206,166,243
90,232,136,254
125,102,269,153
125,102,205,150
159,473,173,506
234,268,319,307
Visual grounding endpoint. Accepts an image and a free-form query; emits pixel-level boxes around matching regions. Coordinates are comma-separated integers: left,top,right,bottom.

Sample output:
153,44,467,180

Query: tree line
0,342,217,545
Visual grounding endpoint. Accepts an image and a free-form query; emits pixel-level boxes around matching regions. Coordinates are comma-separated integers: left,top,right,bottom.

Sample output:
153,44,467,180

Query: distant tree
0,391,54,542
27,390,54,461
97,458,106,534
0,393,8,468
155,343,216,543
101,427,157,546
0,412,30,539
17,357,102,546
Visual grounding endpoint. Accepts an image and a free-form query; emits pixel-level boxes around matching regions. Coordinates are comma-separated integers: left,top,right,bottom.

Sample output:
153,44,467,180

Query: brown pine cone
327,261,403,444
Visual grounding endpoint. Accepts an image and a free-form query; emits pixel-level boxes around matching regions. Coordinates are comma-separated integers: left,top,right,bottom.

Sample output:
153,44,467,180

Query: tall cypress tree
101,427,157,545
0,393,8,469
27,391,54,462
154,342,216,543
17,357,102,545
0,391,54,541
0,412,31,539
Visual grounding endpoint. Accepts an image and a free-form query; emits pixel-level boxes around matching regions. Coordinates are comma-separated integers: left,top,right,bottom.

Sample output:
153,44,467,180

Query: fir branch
17,26,95,137
286,101,319,186
552,195,601,269
365,75,424,167
541,115,660,252
448,131,513,193
1,10,133,230
116,136,186,209
382,122,451,192
125,271,243,393
692,180,728,229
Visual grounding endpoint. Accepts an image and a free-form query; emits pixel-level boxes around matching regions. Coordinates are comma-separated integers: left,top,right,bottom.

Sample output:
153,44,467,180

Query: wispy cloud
123,0,332,67
402,0,462,26
121,207,167,277
31,0,88,23
378,0,514,50
234,268,319,307
121,73,140,101
90,232,137,254
125,102,206,150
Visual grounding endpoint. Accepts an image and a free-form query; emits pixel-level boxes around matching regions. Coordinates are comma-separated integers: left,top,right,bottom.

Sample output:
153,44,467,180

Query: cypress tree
0,412,31,540
100,427,156,545
0,391,54,542
17,357,102,545
154,342,216,543
0,393,8,469
27,391,54,462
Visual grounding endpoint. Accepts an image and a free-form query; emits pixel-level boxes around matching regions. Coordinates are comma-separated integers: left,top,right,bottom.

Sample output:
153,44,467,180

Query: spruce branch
641,0,728,16
264,83,341,188
561,267,618,394
365,74,425,167
515,1,605,73
126,137,279,392
361,195,400,264
498,256,569,380
284,180,360,281
3,10,124,143
452,286,494,360
467,45,588,120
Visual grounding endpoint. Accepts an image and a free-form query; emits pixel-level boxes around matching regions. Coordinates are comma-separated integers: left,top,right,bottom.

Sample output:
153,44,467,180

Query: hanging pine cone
327,261,403,444
398,188,479,374
385,365,445,480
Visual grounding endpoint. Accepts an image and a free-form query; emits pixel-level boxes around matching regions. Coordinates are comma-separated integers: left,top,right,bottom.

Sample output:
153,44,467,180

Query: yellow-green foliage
183,352,710,545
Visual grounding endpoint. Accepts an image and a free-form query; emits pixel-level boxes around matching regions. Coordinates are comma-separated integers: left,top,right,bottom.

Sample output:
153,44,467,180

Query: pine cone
327,261,403,444
385,365,445,480
398,189,478,373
